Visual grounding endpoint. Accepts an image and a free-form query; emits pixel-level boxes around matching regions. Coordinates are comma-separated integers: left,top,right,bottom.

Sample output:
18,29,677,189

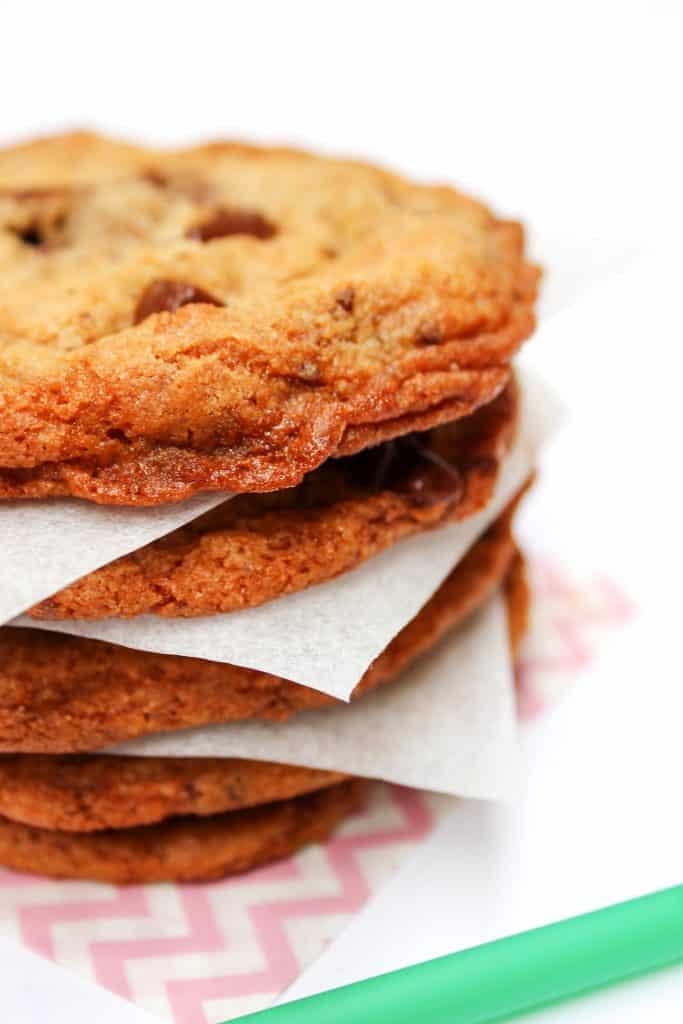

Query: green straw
230,885,683,1023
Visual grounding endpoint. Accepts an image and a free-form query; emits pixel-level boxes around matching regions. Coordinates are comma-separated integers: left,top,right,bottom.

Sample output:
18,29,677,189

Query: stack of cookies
0,134,539,883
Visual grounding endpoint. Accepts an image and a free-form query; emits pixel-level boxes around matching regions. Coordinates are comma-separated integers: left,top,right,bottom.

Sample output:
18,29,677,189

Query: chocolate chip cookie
0,133,538,505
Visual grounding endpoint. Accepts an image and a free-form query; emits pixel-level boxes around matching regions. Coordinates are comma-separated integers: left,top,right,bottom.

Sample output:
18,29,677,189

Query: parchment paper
114,594,520,799
0,492,227,626
17,373,561,699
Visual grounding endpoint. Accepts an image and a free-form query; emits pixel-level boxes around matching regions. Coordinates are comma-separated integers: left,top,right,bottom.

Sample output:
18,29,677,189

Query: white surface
115,597,520,799
1,2,682,1020
18,373,554,698
2,1,681,247
0,936,156,1024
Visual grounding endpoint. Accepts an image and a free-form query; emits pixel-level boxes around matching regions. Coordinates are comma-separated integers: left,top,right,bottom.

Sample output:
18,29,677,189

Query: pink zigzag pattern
91,886,225,998
12,785,431,1024
516,560,634,719
165,786,432,1024
19,886,149,960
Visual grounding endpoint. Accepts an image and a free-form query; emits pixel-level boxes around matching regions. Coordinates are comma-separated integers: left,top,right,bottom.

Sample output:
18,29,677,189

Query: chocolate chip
134,280,223,324
416,327,444,346
342,431,464,508
187,207,276,242
342,441,397,490
396,461,465,508
4,188,73,248
11,215,67,248
15,224,44,247
335,287,355,312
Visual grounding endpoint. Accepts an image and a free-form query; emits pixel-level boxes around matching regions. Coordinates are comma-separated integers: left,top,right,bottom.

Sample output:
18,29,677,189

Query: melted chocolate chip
395,461,465,507
335,287,355,312
134,280,223,324
342,433,464,507
187,207,276,242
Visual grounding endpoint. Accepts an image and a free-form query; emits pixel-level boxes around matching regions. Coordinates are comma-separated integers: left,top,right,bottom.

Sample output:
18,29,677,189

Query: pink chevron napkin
0,557,631,1024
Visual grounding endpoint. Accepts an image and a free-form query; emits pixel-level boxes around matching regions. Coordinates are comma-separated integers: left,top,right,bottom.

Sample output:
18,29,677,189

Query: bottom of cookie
0,779,367,884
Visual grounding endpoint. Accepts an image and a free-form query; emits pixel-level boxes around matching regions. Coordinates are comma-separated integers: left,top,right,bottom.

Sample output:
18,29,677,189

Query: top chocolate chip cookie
0,133,539,505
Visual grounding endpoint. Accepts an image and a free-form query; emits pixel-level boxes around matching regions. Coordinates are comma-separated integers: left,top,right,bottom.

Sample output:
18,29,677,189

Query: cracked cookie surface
0,133,538,505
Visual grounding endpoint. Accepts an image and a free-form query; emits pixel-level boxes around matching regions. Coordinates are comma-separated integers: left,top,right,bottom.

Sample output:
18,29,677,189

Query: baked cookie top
0,133,538,505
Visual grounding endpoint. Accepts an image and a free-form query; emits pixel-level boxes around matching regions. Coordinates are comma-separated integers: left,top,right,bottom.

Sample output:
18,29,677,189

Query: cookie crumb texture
0,134,538,505
0,779,366,883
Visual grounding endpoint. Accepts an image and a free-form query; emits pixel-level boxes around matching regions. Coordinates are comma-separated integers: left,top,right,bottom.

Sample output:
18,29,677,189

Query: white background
2,0,682,246
1,1,682,1021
